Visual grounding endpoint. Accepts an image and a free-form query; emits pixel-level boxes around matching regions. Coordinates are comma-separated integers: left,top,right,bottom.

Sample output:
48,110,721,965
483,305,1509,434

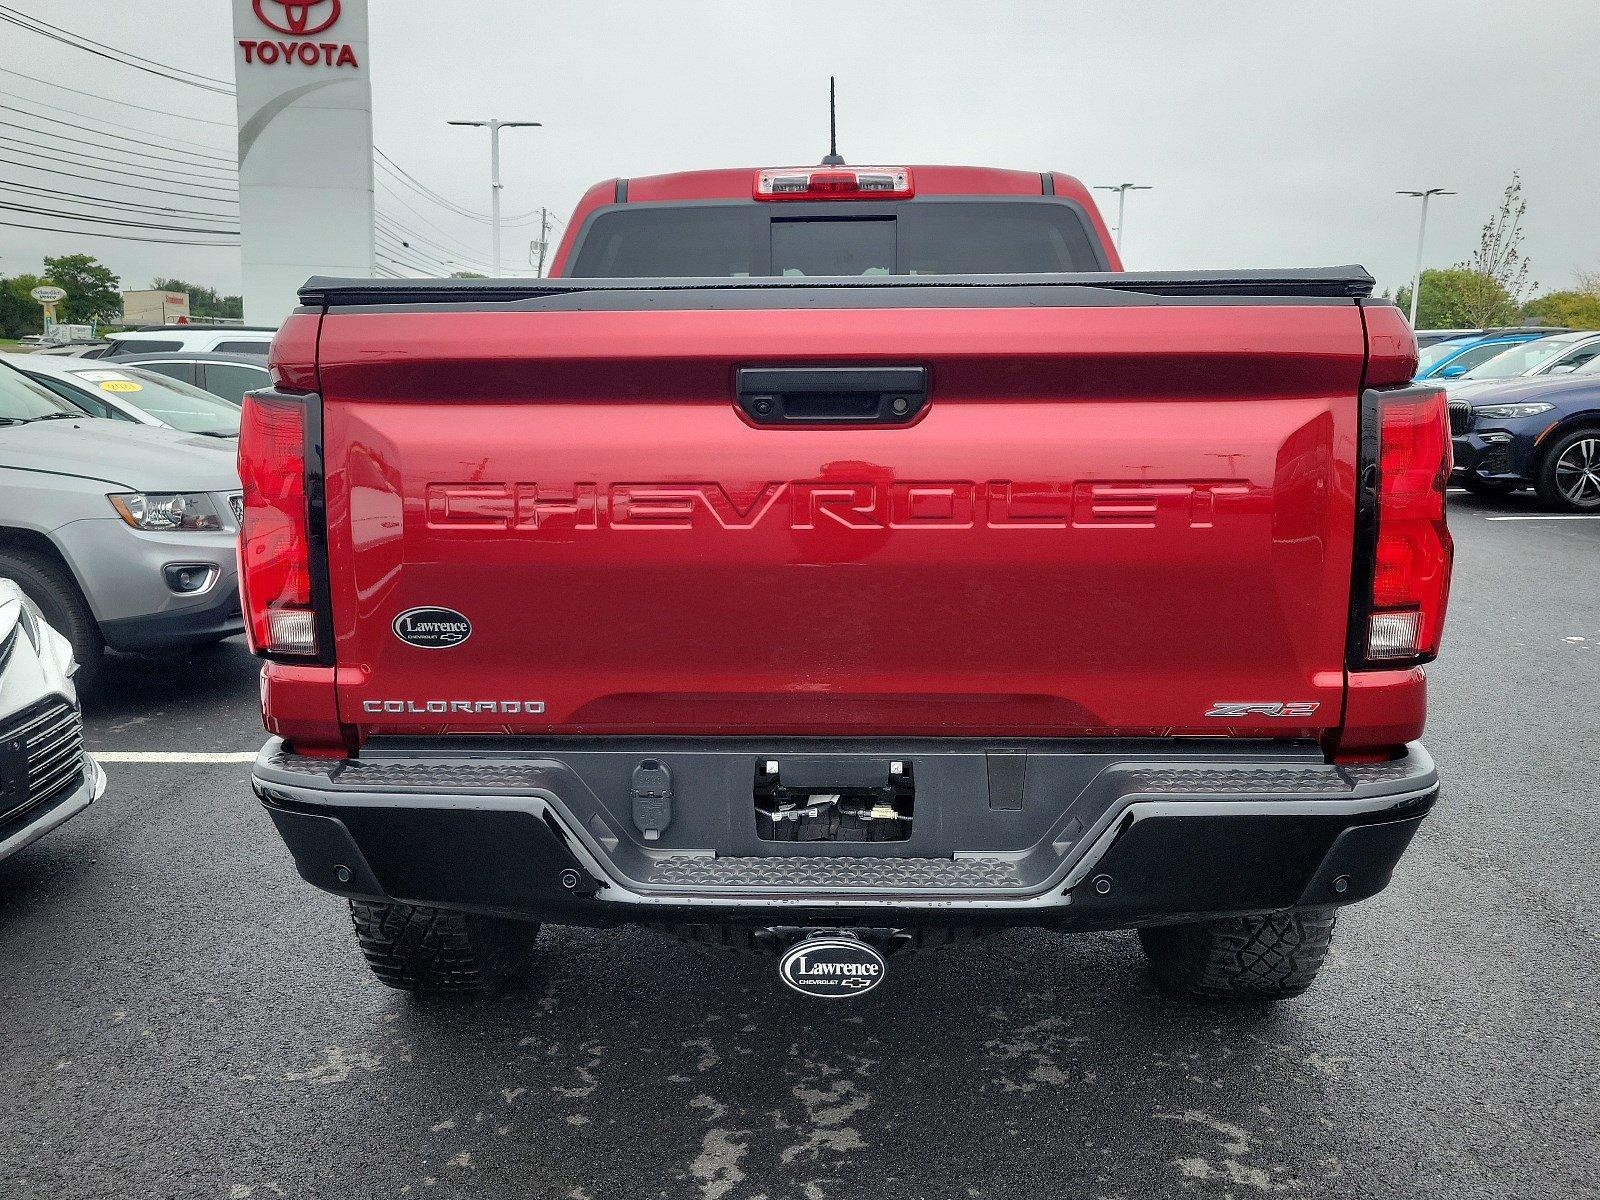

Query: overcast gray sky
2,0,1596,298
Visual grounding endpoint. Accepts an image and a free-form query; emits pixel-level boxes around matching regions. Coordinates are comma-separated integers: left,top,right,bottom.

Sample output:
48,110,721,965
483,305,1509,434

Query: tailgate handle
736,366,927,425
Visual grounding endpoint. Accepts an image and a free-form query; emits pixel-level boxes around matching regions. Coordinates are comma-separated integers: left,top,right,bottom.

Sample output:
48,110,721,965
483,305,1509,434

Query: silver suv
0,359,243,688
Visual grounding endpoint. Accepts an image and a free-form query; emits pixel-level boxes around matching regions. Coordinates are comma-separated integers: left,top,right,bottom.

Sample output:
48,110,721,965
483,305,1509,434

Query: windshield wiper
27,412,86,422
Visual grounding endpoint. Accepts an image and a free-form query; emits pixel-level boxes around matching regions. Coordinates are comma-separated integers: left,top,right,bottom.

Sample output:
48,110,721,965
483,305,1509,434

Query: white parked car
0,579,104,865
98,325,276,358
2,353,241,439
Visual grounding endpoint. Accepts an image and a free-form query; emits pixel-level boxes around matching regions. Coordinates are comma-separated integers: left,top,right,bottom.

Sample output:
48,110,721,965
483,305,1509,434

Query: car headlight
1474,402,1554,419
108,492,224,531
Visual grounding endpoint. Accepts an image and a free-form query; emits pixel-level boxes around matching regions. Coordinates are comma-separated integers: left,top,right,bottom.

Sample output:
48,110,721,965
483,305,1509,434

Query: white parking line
92,752,257,763
1483,514,1600,522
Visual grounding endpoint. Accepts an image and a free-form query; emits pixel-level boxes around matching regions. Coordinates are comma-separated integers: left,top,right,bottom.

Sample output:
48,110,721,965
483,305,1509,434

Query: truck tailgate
315,293,1365,738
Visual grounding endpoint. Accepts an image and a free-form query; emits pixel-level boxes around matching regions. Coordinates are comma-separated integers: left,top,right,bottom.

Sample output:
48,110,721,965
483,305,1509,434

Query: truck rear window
567,201,1106,278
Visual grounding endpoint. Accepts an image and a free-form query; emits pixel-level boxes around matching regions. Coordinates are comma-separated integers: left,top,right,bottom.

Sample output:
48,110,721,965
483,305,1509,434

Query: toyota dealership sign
231,0,373,322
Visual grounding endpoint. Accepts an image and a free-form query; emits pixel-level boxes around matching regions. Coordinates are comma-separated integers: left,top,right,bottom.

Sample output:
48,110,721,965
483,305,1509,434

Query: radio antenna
821,76,845,165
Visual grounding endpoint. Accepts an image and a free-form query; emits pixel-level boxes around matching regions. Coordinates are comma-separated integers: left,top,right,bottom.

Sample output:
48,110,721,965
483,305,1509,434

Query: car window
107,338,183,355
134,361,200,386
213,340,272,354
1448,341,1523,373
199,362,271,405
1545,342,1600,373
21,373,140,421
569,200,1106,277
63,368,240,437
1463,337,1579,379
0,361,91,422
1417,340,1470,372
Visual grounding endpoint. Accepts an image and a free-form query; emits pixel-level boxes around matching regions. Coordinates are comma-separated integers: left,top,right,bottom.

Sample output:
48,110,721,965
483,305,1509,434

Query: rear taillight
238,391,316,657
1361,388,1453,664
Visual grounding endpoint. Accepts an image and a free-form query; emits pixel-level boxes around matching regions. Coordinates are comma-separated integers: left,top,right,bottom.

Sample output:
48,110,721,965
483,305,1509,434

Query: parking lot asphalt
1,493,1597,1200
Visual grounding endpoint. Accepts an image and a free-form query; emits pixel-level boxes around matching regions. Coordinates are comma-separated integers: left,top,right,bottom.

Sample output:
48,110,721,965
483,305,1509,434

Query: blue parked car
1416,327,1566,381
1451,360,1600,510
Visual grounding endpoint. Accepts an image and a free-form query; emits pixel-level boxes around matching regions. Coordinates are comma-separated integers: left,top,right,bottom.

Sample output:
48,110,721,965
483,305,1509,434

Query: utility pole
1397,188,1455,328
447,118,541,277
536,207,551,276
1094,183,1153,254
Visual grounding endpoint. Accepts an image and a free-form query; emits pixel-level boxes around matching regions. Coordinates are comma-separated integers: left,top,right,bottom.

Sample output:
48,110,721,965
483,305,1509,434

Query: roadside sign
30,285,67,304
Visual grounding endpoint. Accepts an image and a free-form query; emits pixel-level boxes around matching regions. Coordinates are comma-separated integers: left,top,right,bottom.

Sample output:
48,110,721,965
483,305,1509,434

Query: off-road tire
0,548,103,691
1138,909,1337,1001
1535,427,1600,512
349,900,540,993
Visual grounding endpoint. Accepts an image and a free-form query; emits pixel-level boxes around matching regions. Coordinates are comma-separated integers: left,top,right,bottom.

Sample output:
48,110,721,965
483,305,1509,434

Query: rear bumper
253,737,1438,930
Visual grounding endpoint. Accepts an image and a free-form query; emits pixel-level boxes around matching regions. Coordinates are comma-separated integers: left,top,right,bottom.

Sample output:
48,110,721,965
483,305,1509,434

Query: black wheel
1461,476,1516,497
1536,428,1600,511
1138,909,1337,1001
349,900,540,993
0,548,103,690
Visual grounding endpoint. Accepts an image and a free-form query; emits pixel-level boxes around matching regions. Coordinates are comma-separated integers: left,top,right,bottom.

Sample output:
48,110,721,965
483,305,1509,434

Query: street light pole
1397,188,1455,328
1094,183,1153,254
448,118,541,277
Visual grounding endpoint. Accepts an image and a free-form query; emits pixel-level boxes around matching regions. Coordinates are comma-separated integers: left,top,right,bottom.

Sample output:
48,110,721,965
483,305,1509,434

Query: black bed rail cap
299,266,1376,308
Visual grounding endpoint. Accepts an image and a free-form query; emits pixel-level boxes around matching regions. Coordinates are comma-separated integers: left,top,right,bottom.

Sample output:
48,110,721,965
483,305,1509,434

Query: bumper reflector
1367,610,1421,659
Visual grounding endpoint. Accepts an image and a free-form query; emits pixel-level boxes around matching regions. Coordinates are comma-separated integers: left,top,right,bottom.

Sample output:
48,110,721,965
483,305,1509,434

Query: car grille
0,697,86,827
1448,399,1473,436
228,492,245,527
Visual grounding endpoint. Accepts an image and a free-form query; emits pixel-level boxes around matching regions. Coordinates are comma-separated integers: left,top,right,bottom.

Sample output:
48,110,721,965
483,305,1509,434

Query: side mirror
1440,364,1469,378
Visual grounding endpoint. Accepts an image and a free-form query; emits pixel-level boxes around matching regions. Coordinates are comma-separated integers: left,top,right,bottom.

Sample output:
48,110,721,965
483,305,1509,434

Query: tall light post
447,118,541,277
1398,188,1455,328
1094,183,1153,254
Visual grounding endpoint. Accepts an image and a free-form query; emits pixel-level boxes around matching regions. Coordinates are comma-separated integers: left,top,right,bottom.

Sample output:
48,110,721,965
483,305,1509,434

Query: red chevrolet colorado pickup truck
244,164,1451,1002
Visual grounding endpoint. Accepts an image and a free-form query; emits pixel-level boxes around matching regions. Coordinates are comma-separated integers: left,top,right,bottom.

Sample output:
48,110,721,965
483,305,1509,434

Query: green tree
150,276,244,321
0,273,45,340
1521,290,1600,329
41,253,121,325
1395,268,1514,329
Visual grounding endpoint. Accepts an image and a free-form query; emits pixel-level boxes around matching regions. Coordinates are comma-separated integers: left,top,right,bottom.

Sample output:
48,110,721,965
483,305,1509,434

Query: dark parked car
109,352,270,406
1451,361,1600,510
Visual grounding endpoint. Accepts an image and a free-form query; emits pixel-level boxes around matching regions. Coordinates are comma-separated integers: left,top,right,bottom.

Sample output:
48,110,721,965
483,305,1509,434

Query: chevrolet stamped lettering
425,479,1252,532
360,700,547,714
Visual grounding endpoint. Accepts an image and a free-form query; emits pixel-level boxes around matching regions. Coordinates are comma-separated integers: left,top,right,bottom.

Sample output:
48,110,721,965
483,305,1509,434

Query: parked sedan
1415,328,1560,381
3,353,240,439
0,579,105,865
1444,330,1600,399
110,352,270,407
0,359,244,688
1451,360,1600,510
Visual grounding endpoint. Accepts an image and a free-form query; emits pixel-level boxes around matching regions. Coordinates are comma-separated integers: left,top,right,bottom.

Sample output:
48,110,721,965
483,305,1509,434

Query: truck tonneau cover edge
298,266,1378,309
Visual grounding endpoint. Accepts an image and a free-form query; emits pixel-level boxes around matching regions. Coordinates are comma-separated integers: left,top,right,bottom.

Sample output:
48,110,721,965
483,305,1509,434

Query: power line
0,180,236,222
374,182,495,260
0,140,238,194
0,104,234,164
0,5,234,94
0,199,238,235
375,214,492,272
374,231,463,275
0,217,235,246
0,154,240,205
0,122,238,179
0,67,234,128
375,148,492,221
